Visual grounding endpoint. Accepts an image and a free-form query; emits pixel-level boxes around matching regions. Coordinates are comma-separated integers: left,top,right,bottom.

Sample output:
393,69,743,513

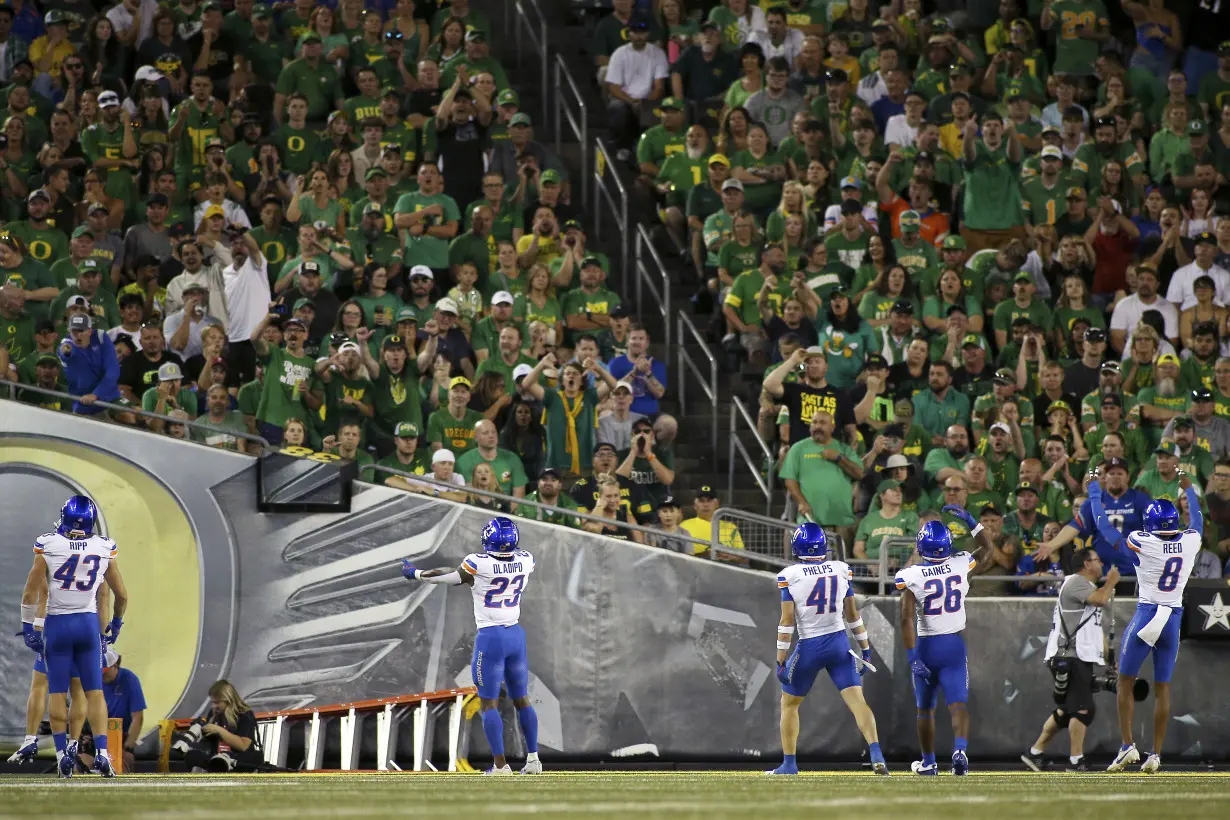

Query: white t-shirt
194,199,252,232
1109,293,1179,345
746,29,803,66
107,325,146,351
823,202,878,231
883,114,919,148
223,255,271,343
106,0,158,48
1165,261,1230,311
163,309,224,360
605,43,669,100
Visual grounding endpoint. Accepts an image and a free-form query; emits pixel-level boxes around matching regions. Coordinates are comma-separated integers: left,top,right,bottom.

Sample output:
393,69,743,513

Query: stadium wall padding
3,402,1229,762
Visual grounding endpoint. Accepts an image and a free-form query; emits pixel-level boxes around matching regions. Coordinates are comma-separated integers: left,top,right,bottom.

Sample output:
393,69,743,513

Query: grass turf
0,771,1228,818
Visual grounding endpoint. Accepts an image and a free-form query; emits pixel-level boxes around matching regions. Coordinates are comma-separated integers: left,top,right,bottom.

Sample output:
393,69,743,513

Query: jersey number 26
921,576,962,615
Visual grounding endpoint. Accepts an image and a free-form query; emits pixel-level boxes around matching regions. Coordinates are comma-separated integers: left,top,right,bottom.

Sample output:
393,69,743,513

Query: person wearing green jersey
853,479,920,567
239,5,291,88
456,419,528,497
0,280,36,366
1133,440,1194,505
700,176,746,270
960,113,1026,251
561,257,622,344
272,95,325,177
167,75,232,174
141,361,198,432
310,339,375,441
518,467,582,527
731,123,787,219
717,211,763,285
1131,354,1191,447
1070,116,1147,190
520,352,618,476
344,67,385,128
427,376,486,455
324,420,377,481
780,408,863,536
1020,145,1073,226
377,423,434,489
347,205,402,277
724,244,793,366
274,32,344,125
250,311,318,444
394,163,461,274
1041,0,1109,77
48,260,120,331
993,273,1053,349
654,123,709,220
4,190,68,269
81,91,140,213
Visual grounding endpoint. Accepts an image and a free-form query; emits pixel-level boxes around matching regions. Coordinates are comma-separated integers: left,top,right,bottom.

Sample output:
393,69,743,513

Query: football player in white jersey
402,516,542,775
19,496,129,778
896,507,986,776
1092,472,1203,774
768,523,888,775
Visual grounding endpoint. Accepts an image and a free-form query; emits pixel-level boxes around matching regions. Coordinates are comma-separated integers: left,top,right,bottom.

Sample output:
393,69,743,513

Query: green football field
1,771,1228,819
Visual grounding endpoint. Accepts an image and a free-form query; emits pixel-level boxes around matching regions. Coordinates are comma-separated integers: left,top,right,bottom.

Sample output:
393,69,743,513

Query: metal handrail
553,54,589,207
675,312,718,470
1,381,272,449
366,463,718,552
592,137,630,292
633,224,671,350
728,396,774,516
512,0,550,125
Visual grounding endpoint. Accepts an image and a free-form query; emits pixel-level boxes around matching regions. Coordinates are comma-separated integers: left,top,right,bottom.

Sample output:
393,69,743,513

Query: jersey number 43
52,554,102,591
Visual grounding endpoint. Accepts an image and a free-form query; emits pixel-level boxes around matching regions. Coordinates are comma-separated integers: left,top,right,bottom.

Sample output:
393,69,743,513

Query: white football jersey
1127,530,1201,607
778,560,853,639
35,533,116,616
895,552,975,637
462,550,536,629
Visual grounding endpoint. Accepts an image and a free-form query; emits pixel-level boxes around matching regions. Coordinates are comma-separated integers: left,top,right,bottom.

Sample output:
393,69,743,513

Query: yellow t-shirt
30,37,78,80
681,516,746,555
514,233,561,268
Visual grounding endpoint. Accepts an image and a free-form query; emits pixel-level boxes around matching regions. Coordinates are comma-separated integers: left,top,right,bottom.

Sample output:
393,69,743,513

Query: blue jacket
58,330,121,415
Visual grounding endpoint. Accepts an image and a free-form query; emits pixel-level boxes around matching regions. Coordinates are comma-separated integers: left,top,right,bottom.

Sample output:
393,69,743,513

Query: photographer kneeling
174,680,263,773
1021,548,1119,772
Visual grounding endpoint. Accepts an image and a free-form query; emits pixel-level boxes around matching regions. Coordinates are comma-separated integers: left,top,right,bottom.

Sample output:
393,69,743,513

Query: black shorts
1061,658,1096,715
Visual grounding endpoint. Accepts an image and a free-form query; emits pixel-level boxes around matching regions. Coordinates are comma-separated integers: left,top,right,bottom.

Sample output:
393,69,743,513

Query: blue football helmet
57,495,98,537
916,520,953,562
481,517,520,556
1143,499,1180,534
791,523,828,561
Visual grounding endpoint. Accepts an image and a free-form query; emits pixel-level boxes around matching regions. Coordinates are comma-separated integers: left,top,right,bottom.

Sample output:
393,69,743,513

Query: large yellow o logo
288,136,305,152
0,439,200,726
263,241,286,264
29,240,51,260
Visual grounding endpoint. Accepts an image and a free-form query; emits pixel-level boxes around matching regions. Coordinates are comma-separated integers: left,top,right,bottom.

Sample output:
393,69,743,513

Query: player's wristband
776,640,791,651
777,625,795,636
969,523,984,538
20,603,36,624
33,618,44,629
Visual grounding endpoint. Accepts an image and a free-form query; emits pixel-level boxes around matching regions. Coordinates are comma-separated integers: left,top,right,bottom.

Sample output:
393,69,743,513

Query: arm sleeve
1088,486,1126,548
1186,486,1203,535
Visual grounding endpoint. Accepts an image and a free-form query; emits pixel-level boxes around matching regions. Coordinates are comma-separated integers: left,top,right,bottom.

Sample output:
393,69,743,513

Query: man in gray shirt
1163,388,1230,460
744,56,804,148
597,381,645,452
487,114,566,187
122,194,174,281
1021,548,1119,772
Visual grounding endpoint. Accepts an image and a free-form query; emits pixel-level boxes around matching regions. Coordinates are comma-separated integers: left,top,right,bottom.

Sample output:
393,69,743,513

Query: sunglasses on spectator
385,31,404,41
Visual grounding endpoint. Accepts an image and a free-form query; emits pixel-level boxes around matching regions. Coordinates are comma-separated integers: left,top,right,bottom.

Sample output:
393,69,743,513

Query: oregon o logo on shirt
28,240,51,260
287,136,306,153
263,241,286,264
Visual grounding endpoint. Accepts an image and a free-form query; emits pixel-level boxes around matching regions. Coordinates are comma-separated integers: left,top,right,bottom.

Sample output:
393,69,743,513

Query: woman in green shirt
707,0,766,51
922,268,983,334
848,234,890,303
353,265,404,336
722,43,765,111
485,241,528,302
327,150,364,228
1052,273,1105,356
814,289,879,390
780,214,809,272
716,106,751,157
857,265,917,328
426,17,466,77
513,264,564,345
764,181,815,243
309,6,351,63
287,168,345,235
657,0,699,62
731,122,785,219
0,117,35,221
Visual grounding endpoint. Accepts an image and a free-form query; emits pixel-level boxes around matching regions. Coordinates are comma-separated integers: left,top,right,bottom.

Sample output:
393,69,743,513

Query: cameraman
180,680,262,773
1021,548,1119,772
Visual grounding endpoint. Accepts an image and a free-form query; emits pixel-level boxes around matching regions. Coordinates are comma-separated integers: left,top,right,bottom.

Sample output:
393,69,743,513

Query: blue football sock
922,752,936,767
1121,744,1134,752
869,742,884,764
481,709,505,758
53,732,67,755
93,733,108,753
783,754,796,766
516,706,539,754
954,737,968,752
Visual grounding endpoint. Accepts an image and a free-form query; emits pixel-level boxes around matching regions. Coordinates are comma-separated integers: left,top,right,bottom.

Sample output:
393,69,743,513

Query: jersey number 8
52,554,101,592
921,576,962,616
1157,557,1183,592
484,575,526,608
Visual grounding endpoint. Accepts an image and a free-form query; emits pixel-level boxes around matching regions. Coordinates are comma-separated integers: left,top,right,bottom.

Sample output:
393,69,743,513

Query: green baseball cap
71,225,94,240
364,167,388,180
509,112,532,127
251,3,272,18
77,258,102,275
37,353,61,367
394,421,420,438
961,333,982,347
877,478,902,495
941,235,966,250
1189,120,1208,136
300,31,322,45
659,96,684,111
292,297,316,312
899,210,921,230
497,89,520,106
540,169,561,185
396,307,418,322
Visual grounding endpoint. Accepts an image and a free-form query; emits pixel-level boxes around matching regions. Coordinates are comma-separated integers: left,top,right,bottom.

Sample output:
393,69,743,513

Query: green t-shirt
0,311,36,363
702,209,737,267
456,447,528,494
992,297,1054,335
656,152,709,207
724,269,792,328
79,122,135,207
855,506,920,561
542,387,600,472
518,491,582,528
141,384,197,417
272,123,325,176
1144,446,1215,487
1049,0,1108,75
376,448,433,482
730,149,785,212
249,225,298,286
779,437,861,526
276,58,343,122
245,34,291,83
426,406,485,455
560,287,621,324
448,231,492,290
48,286,120,331
256,345,316,428
315,372,374,438
717,241,762,280
370,360,422,439
168,99,225,169
4,221,68,269
1134,469,1186,505
891,238,938,283
824,229,872,270
394,191,461,270
1002,510,1053,553
636,124,687,169
474,352,537,395
1020,175,1073,226
1134,387,1191,447
343,94,383,127
1070,140,1145,189
962,143,1023,231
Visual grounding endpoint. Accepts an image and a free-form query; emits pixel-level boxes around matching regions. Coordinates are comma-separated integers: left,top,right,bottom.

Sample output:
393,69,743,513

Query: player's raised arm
942,504,992,558
401,559,475,586
1178,470,1202,535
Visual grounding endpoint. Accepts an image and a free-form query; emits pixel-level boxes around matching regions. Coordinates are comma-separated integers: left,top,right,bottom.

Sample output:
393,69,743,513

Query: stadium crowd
2,0,1230,583
590,0,1230,586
